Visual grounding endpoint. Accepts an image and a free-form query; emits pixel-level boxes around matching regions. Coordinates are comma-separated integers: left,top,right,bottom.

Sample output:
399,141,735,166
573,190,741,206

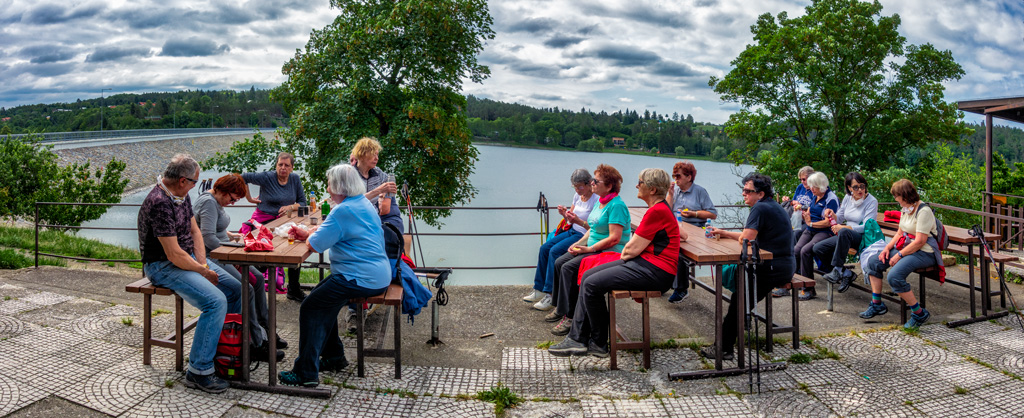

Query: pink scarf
599,192,618,205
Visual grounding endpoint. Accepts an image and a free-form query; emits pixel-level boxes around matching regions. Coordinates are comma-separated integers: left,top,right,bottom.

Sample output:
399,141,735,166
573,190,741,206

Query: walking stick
402,180,425,267
970,224,1024,333
537,192,549,244
741,239,753,393
750,239,763,393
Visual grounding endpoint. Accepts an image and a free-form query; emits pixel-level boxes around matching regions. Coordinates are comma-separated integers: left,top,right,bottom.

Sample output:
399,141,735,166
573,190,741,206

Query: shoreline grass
0,225,140,268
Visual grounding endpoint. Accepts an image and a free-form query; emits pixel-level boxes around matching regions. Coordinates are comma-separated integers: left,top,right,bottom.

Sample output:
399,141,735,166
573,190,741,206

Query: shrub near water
0,248,65,269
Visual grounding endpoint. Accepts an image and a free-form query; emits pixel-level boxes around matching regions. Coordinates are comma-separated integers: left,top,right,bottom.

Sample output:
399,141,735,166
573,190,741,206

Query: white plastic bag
273,222,308,238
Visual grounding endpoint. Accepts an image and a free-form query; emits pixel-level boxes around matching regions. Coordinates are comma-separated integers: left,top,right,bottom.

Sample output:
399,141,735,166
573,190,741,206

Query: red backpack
214,314,256,380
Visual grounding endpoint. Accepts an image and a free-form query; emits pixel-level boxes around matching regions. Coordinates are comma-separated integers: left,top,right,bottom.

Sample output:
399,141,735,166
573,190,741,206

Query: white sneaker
533,295,554,311
523,290,544,302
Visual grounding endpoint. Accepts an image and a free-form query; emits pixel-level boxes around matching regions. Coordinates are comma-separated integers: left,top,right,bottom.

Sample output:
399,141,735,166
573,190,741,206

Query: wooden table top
874,213,998,244
209,210,322,266
628,207,772,264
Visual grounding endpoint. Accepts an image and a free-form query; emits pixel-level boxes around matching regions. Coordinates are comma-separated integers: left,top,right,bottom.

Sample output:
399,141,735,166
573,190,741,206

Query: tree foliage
0,135,128,228
711,0,972,196
234,0,494,226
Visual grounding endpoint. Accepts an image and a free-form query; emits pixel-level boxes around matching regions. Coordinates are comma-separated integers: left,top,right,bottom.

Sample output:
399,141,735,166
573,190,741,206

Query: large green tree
211,0,493,226
0,135,128,228
710,0,971,194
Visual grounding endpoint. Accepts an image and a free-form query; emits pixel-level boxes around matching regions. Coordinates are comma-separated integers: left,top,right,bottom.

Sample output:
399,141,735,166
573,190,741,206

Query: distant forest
465,95,1024,165
0,88,285,134
465,95,740,160
3,90,1023,166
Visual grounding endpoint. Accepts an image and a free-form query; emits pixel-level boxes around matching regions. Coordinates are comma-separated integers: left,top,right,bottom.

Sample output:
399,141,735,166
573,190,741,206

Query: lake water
80,145,751,285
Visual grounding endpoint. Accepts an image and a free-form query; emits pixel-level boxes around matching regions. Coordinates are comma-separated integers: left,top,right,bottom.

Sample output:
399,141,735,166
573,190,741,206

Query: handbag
243,220,275,252
554,218,573,235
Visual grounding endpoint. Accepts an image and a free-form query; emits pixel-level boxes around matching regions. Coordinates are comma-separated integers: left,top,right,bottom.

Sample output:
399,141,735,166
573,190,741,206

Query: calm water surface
80,145,751,285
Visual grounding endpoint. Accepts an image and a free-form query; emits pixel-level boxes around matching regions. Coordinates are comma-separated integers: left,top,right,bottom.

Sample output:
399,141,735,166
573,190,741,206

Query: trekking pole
750,240,763,393
971,224,1024,333
403,180,425,267
537,192,548,244
741,239,753,393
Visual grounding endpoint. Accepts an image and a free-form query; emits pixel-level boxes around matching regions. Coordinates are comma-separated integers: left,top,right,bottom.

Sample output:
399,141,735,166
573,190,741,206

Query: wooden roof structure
957,96,1024,220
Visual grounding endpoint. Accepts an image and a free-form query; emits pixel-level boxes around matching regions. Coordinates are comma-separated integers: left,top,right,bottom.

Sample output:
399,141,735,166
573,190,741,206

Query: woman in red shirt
549,168,686,357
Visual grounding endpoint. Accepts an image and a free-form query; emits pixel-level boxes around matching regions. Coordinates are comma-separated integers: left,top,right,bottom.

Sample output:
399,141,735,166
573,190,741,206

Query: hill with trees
0,88,285,134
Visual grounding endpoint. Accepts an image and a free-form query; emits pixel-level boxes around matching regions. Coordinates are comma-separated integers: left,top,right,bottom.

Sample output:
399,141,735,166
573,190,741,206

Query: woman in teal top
547,164,632,336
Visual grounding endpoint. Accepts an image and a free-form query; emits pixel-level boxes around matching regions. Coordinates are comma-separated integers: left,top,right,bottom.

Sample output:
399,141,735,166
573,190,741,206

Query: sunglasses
590,179,606,185
850,185,866,191
741,188,758,195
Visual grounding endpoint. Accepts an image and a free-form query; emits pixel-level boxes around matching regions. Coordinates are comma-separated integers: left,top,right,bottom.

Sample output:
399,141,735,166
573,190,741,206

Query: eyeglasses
799,177,808,182
741,188,758,195
637,179,645,187
228,194,241,203
183,177,198,184
850,185,866,191
591,179,606,185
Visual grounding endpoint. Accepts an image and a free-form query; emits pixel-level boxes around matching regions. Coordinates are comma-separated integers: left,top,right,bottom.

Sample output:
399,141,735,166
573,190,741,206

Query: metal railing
8,128,255,144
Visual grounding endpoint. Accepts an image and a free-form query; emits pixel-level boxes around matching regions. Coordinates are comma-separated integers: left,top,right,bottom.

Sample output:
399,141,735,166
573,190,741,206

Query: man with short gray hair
138,154,281,394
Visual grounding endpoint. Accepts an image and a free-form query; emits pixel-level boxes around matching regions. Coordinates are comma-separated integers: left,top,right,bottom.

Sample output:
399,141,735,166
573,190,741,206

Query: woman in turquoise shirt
547,164,632,336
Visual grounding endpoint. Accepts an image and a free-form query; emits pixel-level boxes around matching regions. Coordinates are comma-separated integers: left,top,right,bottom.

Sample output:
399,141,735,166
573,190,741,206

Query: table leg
734,264,745,370
268,267,278,385
241,263,251,382
714,264,723,371
980,244,991,314
968,245,976,318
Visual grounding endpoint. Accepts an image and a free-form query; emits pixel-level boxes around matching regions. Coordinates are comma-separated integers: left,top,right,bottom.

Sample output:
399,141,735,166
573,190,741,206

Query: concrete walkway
1,265,1024,417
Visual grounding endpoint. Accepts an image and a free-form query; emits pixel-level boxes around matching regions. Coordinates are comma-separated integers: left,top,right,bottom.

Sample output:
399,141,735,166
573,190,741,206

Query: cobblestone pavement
3,281,1024,417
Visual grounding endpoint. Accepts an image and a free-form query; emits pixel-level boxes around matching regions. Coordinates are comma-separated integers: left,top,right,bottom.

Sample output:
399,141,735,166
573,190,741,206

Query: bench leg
143,294,152,366
393,304,401,379
357,304,366,378
792,287,800,350
826,281,834,312
608,294,618,371
175,295,184,372
642,298,651,370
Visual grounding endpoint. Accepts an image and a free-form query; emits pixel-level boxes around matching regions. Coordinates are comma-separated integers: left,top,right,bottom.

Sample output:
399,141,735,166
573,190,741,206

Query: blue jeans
291,273,388,382
144,257,243,376
865,248,936,294
533,229,582,293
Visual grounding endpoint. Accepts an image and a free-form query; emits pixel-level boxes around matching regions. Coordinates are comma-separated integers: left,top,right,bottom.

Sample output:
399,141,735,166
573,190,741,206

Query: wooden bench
352,283,404,378
124,278,199,371
608,290,662,370
759,274,815,352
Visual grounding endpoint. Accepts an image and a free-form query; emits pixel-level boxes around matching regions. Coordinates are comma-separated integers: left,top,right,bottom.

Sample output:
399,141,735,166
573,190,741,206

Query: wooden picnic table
874,213,1014,326
209,210,330,398
628,207,779,379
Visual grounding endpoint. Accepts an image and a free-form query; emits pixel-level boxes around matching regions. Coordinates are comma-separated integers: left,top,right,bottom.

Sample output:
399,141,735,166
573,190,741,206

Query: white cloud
1,0,1022,126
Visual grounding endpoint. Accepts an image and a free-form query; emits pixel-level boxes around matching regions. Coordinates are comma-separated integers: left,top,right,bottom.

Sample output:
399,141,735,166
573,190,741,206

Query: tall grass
0,225,139,266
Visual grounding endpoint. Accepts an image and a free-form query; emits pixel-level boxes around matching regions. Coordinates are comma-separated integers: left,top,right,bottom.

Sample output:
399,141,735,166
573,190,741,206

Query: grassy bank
0,225,141,269
471,140,720,162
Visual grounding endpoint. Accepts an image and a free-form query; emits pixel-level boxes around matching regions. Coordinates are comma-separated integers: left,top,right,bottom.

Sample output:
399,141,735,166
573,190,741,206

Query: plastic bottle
705,220,714,239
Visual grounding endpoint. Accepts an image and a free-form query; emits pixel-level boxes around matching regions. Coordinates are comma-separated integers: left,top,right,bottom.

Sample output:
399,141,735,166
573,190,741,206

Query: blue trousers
291,273,388,382
865,248,936,294
145,258,242,376
533,229,583,293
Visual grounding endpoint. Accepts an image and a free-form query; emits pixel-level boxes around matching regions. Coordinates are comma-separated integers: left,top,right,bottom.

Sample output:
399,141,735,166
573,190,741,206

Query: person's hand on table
226,231,242,241
680,209,696,218
278,203,297,217
289,225,316,241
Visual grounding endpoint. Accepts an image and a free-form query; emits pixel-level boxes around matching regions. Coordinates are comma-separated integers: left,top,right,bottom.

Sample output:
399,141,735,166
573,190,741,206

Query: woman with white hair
792,171,839,300
278,164,392,388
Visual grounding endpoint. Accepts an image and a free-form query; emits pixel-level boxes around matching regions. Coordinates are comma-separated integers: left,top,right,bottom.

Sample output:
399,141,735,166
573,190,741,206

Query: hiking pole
403,180,425,267
536,192,548,244
970,224,1024,333
750,239,763,394
741,239,753,393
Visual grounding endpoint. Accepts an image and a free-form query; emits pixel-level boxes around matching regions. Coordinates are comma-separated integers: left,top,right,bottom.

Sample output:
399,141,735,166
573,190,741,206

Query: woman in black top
705,173,795,359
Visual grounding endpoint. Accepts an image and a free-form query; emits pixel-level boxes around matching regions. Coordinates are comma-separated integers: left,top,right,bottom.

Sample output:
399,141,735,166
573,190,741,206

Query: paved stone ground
3,274,1024,417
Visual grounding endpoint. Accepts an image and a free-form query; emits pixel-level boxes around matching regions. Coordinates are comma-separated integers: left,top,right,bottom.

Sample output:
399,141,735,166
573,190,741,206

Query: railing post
34,203,39,269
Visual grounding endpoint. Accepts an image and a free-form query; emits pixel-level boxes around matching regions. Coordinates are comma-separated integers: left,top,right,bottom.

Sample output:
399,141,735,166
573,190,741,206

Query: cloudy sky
1,0,1022,125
